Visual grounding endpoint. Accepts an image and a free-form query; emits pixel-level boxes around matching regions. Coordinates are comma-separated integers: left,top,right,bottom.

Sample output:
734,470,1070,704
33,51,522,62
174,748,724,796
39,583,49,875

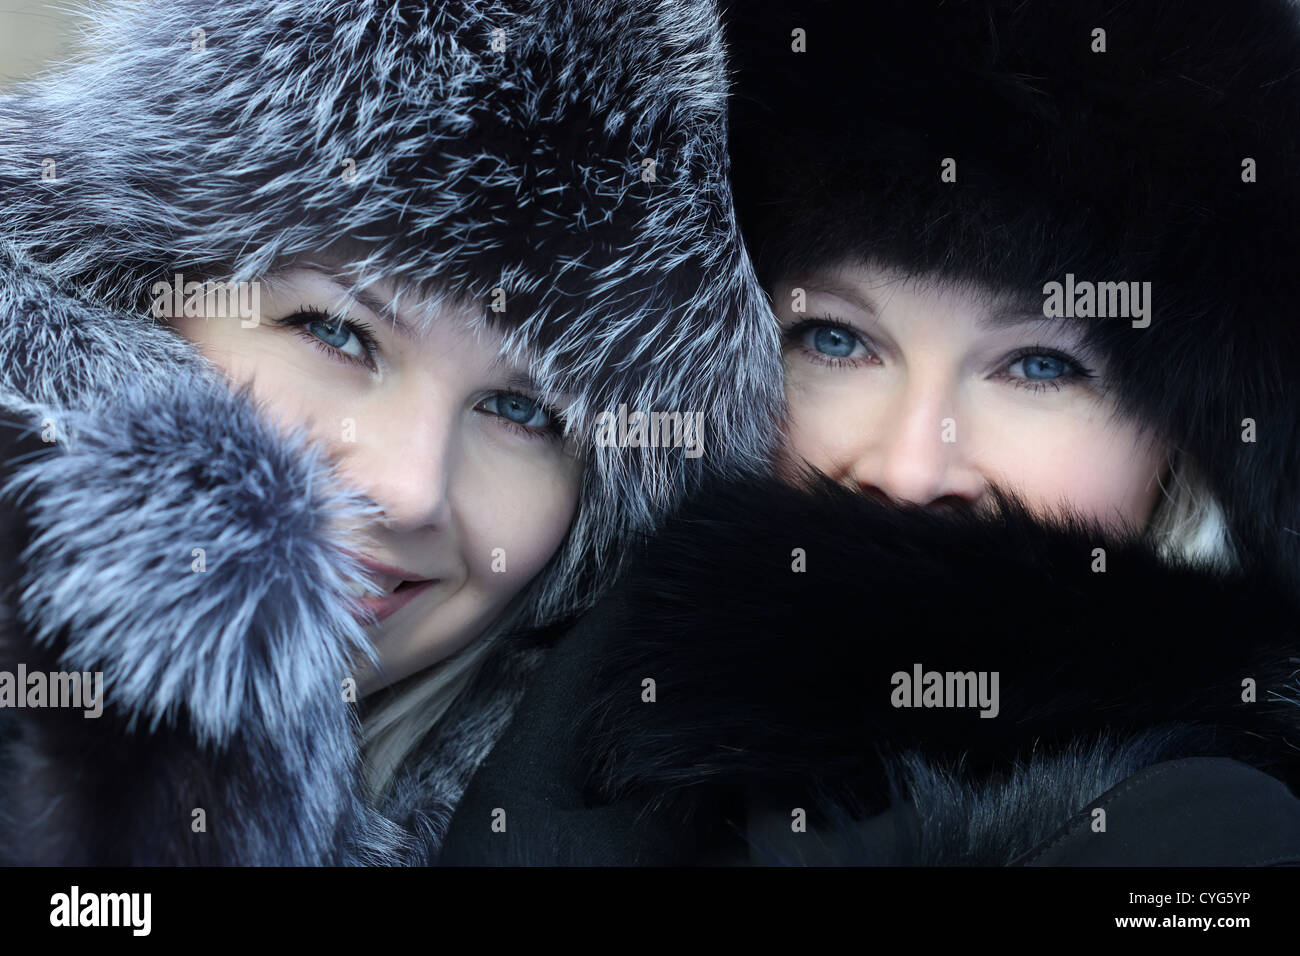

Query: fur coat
437,478,1300,865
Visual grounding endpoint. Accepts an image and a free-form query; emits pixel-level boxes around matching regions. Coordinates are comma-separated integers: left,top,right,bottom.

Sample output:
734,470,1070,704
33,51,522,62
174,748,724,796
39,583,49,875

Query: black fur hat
722,0,1300,581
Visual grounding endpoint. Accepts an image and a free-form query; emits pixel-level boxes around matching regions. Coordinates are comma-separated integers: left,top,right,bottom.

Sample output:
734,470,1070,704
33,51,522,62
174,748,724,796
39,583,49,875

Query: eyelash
781,317,1097,393
475,393,568,443
276,305,380,370
274,306,566,443
998,346,1097,392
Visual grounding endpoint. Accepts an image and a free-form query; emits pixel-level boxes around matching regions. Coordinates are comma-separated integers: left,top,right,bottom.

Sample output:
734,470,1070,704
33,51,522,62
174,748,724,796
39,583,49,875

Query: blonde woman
0,0,781,864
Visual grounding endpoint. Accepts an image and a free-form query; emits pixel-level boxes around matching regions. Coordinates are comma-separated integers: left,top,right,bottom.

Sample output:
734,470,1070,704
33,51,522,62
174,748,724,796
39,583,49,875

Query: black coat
438,478,1300,865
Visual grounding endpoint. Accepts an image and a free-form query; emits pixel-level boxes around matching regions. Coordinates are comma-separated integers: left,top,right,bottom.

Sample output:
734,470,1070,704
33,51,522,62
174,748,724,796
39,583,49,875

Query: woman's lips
341,551,440,624
351,578,437,624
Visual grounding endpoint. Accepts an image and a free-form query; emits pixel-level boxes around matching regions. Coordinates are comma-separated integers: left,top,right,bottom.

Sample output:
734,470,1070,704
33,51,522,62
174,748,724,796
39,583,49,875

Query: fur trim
4,382,379,749
743,729,1200,865
723,0,1300,582
573,478,1300,830
0,298,389,862
0,243,211,409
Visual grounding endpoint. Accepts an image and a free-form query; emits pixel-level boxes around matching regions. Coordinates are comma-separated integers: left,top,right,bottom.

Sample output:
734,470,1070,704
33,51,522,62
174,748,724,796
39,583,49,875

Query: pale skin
773,261,1169,531
169,264,583,696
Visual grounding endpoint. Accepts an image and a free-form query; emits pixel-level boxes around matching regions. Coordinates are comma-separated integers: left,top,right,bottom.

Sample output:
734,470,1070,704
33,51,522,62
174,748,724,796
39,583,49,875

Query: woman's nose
850,383,986,509
330,412,455,532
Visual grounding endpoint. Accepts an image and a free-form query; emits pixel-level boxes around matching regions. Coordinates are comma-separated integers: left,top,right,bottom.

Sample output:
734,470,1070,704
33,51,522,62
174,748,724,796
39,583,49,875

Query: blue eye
808,325,860,358
306,318,364,355
276,307,378,368
1002,347,1097,392
478,392,559,435
1017,354,1068,380
781,318,874,368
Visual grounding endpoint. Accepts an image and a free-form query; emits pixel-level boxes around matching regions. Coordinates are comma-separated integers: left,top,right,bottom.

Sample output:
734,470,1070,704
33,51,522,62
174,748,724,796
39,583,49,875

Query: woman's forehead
783,261,1085,339
789,261,1033,310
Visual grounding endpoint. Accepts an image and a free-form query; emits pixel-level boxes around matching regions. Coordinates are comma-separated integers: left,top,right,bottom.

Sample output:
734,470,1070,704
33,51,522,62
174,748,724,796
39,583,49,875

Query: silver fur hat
0,0,783,620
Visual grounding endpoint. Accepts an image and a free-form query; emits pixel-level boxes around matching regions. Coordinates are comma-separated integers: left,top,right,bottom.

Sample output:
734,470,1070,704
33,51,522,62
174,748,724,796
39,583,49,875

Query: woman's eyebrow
978,309,1091,333
487,359,575,404
976,287,1068,329
291,265,563,397
793,278,879,317
296,264,418,340
978,307,1095,354
979,309,1055,329
498,370,543,393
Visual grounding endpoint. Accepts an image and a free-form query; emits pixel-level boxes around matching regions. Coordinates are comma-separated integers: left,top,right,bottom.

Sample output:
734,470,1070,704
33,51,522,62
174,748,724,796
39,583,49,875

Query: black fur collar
573,478,1300,841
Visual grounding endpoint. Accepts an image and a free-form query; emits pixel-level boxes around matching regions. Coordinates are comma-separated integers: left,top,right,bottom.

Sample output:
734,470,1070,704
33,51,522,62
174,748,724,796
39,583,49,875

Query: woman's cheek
248,369,336,436
459,449,581,598
1075,432,1166,529
989,414,1163,530
175,318,344,439
779,376,866,476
